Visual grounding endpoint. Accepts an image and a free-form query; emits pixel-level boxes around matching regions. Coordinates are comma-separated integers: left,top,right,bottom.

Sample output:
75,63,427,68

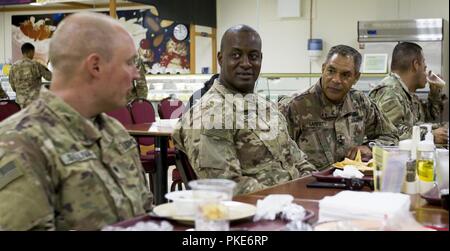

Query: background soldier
9,42,52,108
369,42,448,144
126,56,148,103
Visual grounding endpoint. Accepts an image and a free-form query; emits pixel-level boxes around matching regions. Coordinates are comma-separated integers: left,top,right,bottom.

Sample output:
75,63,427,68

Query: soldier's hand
433,127,448,144
346,145,372,162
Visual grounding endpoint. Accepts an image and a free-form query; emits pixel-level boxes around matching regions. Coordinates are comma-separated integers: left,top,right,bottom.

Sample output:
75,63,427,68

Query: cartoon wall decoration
11,6,190,74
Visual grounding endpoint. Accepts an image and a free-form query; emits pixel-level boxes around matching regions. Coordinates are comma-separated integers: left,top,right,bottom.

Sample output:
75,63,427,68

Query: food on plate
334,150,374,173
200,203,227,220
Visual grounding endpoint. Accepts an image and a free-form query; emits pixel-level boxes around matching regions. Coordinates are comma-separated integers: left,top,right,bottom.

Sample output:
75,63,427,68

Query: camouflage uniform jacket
173,81,317,195
279,79,399,170
369,73,445,140
0,87,152,231
127,59,148,103
9,58,52,108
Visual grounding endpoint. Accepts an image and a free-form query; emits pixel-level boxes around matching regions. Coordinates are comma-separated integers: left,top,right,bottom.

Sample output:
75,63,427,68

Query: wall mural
11,6,190,74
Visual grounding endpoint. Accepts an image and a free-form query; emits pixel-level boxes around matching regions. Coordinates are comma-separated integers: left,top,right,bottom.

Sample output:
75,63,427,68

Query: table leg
155,136,168,205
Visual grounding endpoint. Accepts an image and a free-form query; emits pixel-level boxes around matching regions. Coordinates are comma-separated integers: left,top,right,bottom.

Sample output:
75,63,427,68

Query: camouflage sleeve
0,133,55,230
423,86,446,122
370,92,411,140
289,141,317,176
278,98,300,143
37,63,52,81
363,98,399,146
197,129,266,195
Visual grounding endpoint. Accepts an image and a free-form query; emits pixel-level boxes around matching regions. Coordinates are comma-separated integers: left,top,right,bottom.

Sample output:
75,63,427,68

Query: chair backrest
0,100,21,122
158,97,185,119
129,98,156,123
175,149,197,189
105,106,133,125
129,98,156,146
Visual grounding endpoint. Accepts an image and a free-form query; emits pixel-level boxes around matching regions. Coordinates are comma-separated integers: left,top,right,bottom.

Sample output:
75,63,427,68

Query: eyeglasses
344,178,374,191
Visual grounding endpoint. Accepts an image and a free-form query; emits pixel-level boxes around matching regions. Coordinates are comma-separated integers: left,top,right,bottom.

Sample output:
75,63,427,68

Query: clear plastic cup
436,149,449,194
188,179,236,231
427,71,446,88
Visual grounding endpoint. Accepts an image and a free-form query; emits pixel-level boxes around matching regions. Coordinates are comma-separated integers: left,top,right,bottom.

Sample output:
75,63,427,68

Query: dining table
125,122,175,205
109,175,448,231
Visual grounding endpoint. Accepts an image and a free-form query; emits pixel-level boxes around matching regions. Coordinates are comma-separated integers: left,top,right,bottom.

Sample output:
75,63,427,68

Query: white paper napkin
253,194,294,221
318,191,410,223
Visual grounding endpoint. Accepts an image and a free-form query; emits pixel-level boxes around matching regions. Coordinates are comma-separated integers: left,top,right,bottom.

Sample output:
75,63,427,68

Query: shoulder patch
0,161,23,190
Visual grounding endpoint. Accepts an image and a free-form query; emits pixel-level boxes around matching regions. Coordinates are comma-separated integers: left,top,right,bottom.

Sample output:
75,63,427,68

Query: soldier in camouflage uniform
173,25,316,195
0,12,152,231
126,56,148,103
9,42,52,108
279,45,398,171
369,42,448,144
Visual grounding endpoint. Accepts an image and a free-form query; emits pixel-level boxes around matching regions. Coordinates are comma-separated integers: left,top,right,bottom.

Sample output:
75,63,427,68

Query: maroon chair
158,97,186,191
0,100,21,122
174,149,197,189
158,97,185,119
128,98,155,146
105,106,133,125
129,98,178,194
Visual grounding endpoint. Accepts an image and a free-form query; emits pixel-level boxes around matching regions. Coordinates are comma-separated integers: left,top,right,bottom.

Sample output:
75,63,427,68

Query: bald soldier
173,25,316,195
0,12,152,231
369,42,448,143
9,42,52,108
280,45,398,170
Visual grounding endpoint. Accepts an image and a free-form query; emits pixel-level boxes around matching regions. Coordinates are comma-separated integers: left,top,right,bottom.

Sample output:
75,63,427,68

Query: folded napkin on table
253,194,306,222
318,191,410,223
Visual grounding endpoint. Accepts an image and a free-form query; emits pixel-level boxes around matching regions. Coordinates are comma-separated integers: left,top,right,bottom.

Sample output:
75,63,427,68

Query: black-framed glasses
344,178,374,191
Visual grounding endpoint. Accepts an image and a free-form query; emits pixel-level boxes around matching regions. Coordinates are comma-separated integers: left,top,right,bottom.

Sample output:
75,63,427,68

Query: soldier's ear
353,71,361,85
85,53,101,77
218,52,223,67
412,58,420,72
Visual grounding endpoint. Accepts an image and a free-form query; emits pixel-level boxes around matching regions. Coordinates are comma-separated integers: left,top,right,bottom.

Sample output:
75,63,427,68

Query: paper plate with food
313,150,374,184
332,150,374,176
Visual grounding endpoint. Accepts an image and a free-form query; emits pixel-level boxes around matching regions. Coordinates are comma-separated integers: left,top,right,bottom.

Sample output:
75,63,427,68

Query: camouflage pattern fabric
173,81,317,195
9,58,52,108
127,58,148,103
279,79,399,171
0,87,152,231
369,73,446,140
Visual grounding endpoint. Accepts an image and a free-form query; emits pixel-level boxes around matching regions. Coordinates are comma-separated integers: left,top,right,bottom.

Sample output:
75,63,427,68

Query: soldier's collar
390,73,414,98
39,88,102,144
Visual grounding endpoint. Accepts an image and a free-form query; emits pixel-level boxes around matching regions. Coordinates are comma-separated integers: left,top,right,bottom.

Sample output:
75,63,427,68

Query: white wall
217,0,449,78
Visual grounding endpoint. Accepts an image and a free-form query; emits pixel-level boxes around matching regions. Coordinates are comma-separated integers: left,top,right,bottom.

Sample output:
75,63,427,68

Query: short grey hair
325,45,362,73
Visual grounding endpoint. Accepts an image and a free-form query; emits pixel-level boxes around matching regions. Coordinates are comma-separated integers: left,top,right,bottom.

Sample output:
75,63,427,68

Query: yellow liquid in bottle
417,160,434,182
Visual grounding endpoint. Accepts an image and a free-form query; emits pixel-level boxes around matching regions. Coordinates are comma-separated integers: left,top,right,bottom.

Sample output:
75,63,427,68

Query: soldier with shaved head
0,12,152,231
173,25,316,195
